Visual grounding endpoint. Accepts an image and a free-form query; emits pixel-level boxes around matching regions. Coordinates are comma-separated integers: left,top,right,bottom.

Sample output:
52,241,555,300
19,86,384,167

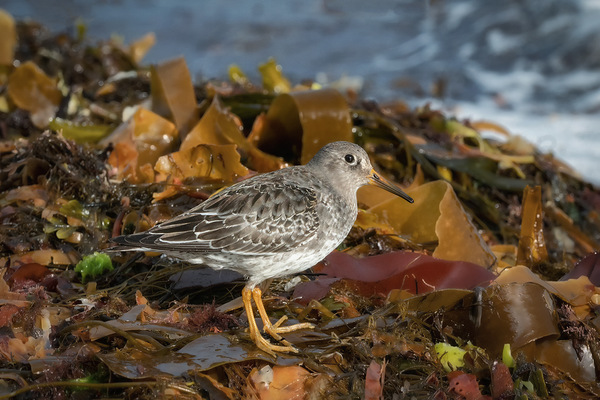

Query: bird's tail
105,234,151,253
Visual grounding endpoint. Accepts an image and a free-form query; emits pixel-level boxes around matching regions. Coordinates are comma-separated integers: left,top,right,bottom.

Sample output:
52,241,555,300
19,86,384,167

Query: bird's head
307,141,414,203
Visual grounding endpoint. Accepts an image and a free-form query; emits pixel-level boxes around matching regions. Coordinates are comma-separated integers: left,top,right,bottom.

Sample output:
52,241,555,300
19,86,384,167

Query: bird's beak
368,169,414,203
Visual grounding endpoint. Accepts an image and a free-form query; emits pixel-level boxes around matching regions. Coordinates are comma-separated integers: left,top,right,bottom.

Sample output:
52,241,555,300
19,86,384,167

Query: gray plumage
110,141,412,287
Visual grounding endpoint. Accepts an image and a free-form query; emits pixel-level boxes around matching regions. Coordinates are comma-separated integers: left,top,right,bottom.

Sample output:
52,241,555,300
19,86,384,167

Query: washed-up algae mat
1,10,600,400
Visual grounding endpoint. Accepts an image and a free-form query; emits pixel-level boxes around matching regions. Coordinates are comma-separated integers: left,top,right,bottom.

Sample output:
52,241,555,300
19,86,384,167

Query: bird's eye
344,154,357,165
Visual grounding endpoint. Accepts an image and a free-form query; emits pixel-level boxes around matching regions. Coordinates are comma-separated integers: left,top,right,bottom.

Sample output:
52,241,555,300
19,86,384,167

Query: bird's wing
112,179,320,256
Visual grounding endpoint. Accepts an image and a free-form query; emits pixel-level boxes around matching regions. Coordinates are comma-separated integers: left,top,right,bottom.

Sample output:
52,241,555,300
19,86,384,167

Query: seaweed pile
1,10,599,399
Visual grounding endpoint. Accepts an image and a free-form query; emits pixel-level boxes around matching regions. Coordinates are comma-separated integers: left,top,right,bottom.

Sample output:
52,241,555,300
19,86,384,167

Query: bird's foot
264,315,315,338
251,330,299,356
250,286,316,341
244,286,315,355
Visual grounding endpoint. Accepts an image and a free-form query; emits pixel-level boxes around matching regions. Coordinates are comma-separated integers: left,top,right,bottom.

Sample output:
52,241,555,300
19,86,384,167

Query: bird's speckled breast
282,166,358,254
234,167,359,286
314,180,357,249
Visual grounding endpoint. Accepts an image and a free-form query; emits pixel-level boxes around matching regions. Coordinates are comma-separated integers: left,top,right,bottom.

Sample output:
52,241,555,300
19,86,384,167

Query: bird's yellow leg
251,287,315,336
242,287,296,355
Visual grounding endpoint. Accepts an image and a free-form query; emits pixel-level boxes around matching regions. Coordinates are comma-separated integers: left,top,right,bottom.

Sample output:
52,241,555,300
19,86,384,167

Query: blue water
4,0,600,183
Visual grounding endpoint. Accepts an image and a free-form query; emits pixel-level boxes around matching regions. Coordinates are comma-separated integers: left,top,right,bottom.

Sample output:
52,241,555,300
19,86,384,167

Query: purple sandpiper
110,141,414,354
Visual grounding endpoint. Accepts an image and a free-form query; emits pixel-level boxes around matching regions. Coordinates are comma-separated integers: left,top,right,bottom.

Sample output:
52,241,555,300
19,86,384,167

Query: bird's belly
191,235,341,286
187,196,357,286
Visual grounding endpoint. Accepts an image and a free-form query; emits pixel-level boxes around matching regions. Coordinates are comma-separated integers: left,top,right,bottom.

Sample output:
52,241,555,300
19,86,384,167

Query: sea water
4,0,599,184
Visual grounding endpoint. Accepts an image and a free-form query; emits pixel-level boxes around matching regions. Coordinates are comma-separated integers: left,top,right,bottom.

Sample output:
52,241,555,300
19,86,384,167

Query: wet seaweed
1,14,600,399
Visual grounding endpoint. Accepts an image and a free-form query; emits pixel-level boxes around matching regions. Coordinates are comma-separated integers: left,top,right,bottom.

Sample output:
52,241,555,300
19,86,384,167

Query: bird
110,141,414,354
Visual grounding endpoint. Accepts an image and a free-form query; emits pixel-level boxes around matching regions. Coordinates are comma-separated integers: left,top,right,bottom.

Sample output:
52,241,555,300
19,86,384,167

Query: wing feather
112,175,320,256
